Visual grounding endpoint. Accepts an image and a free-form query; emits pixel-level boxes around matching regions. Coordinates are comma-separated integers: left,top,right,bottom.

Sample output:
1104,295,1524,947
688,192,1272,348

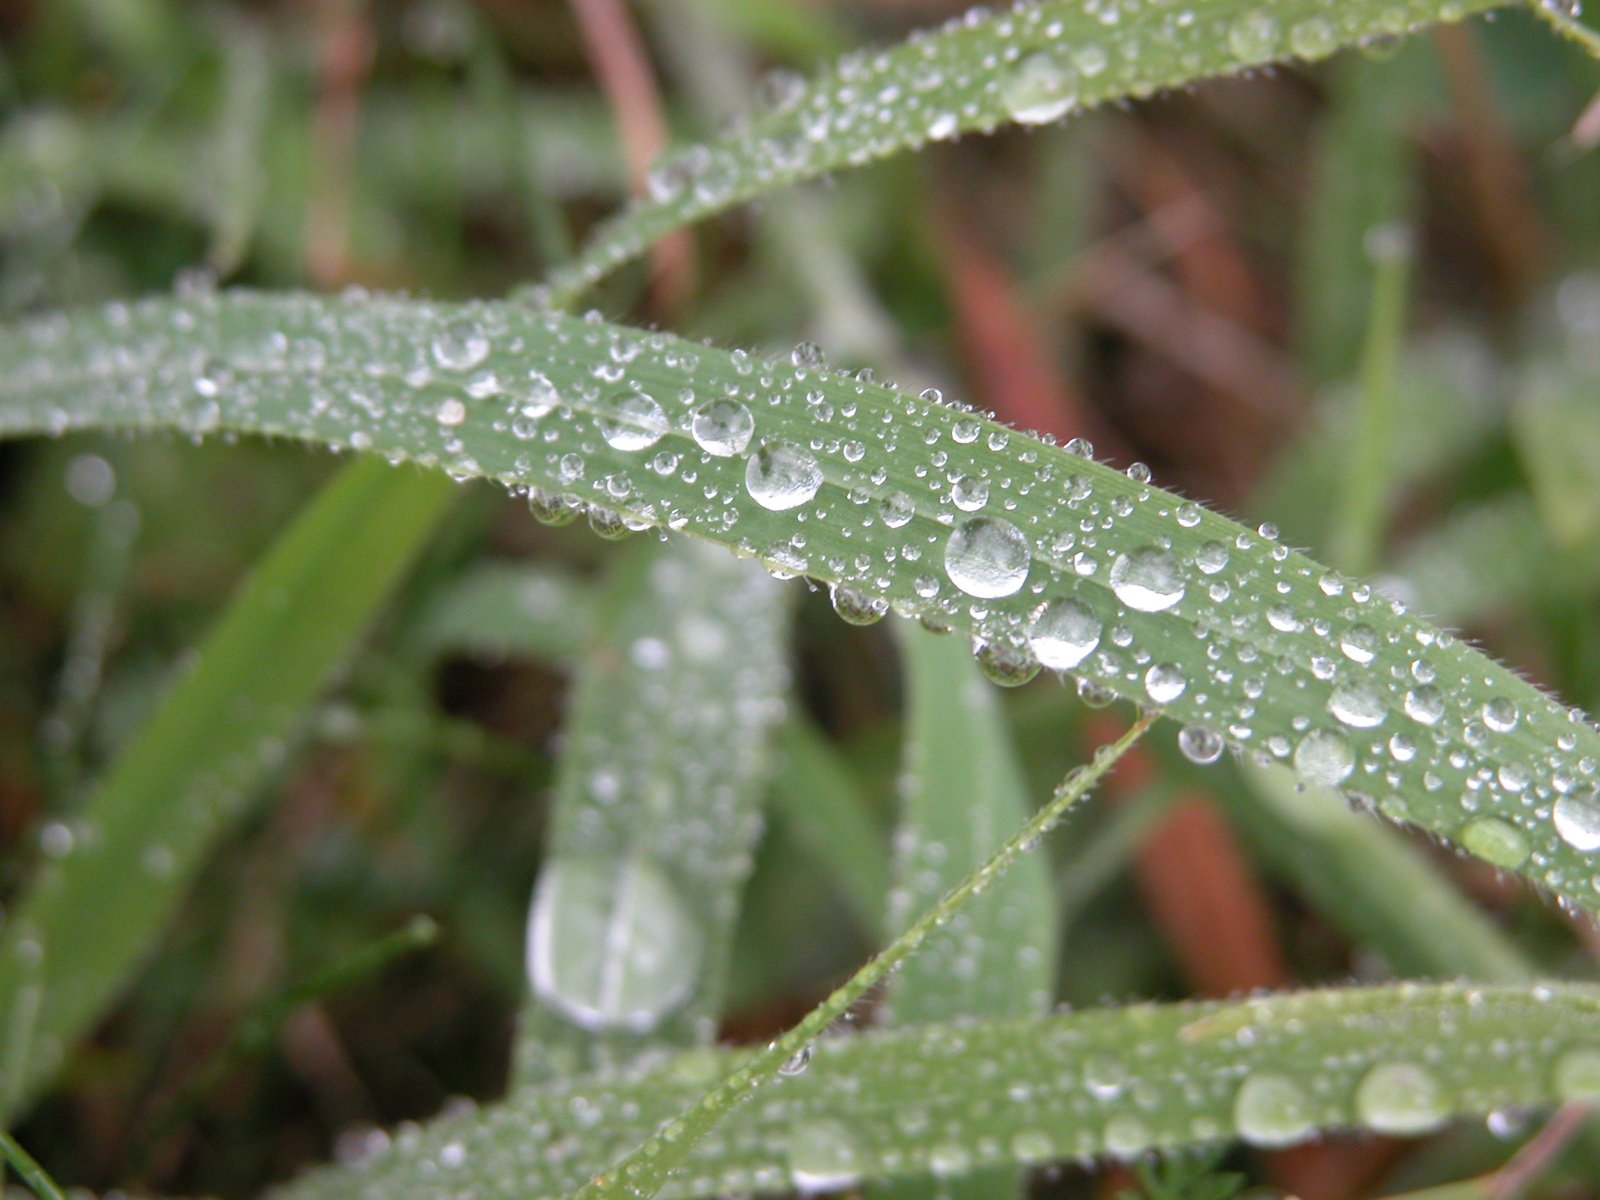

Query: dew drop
1000,51,1079,125
691,398,755,457
1228,8,1281,59
1354,1062,1449,1135
1109,546,1185,613
1083,1053,1128,1100
1294,729,1354,786
431,317,490,371
1178,723,1225,765
1102,1114,1151,1159
950,473,989,512
1460,817,1529,869
1027,597,1101,669
1144,662,1187,705
1328,683,1385,728
598,392,669,451
436,397,467,427
1339,624,1379,664
1482,697,1519,733
944,517,1030,599
1555,1048,1600,1101
830,583,888,626
787,1120,864,1194
526,856,704,1033
974,631,1041,687
746,441,823,510
1234,1072,1318,1147
779,1044,814,1077
1288,15,1337,57
880,491,915,529
1194,541,1229,574
1403,685,1445,726
1553,790,1600,852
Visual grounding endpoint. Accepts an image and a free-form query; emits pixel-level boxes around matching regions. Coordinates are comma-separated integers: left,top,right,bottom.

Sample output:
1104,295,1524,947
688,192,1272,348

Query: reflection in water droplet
526,856,704,1033
1178,723,1225,765
830,583,888,626
1234,1072,1318,1147
1000,52,1079,125
1354,1062,1449,1135
1027,597,1101,669
1553,790,1600,852
779,1044,813,1077
691,398,755,457
1109,546,1185,612
746,441,823,510
787,1119,864,1194
974,631,1041,687
1144,662,1186,705
1294,729,1354,786
945,517,1030,598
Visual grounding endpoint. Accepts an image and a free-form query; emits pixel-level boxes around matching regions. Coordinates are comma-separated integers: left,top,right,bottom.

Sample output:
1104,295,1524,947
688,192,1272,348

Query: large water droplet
1178,723,1225,765
691,398,755,457
1403,686,1445,725
1294,729,1354,786
945,517,1030,598
1109,546,1185,612
1000,52,1079,125
1328,682,1385,728
787,1120,864,1194
1460,817,1529,868
432,318,490,371
1234,1072,1317,1147
1144,662,1186,705
1481,697,1519,733
746,441,823,510
1553,790,1600,852
1027,597,1101,668
974,631,1041,687
598,392,669,451
526,856,704,1033
1354,1062,1449,1135
830,583,887,626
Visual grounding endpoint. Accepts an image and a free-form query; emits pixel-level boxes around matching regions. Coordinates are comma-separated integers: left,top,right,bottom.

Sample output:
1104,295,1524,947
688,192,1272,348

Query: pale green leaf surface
0,456,455,1121
543,0,1503,306
274,983,1600,1200
515,539,789,1082
411,560,594,664
4,291,1600,923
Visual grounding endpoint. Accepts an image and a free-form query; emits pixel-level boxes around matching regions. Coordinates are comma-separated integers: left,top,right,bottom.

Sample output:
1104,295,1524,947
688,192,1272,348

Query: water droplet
526,856,704,1033
746,441,823,510
1340,625,1379,664
432,317,489,371
1555,1047,1600,1101
436,397,467,427
1001,52,1079,125
1027,597,1101,669
1102,1114,1151,1159
1460,817,1529,869
691,398,755,457
1553,790,1600,852
830,583,888,626
1482,697,1519,733
1328,683,1385,728
1195,541,1229,574
791,341,827,370
1077,678,1116,708
1288,16,1337,57
974,631,1041,687
529,488,581,526
945,517,1030,598
787,1120,864,1194
1144,662,1187,705
950,473,989,511
1294,729,1354,786
1403,685,1445,725
1354,1062,1449,1135
1234,1072,1317,1147
779,1044,814,1077
1179,723,1225,765
1109,546,1185,612
880,491,915,528
598,392,669,451
1083,1053,1128,1100
1228,8,1281,59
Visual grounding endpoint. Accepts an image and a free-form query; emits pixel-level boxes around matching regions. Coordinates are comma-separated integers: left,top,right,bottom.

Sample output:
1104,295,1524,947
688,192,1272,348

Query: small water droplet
1027,597,1101,669
880,491,915,529
1354,1062,1449,1135
1102,1114,1150,1159
1339,625,1379,664
1482,697,1519,733
1109,546,1185,613
1083,1053,1128,1100
1328,683,1385,728
1178,723,1225,765
598,392,669,451
746,441,823,510
1294,729,1354,786
945,517,1031,598
779,1044,814,1077
1228,8,1281,60
1001,51,1079,125
974,631,1041,687
1234,1072,1317,1147
830,583,888,626
950,473,989,511
1553,790,1600,852
691,398,755,457
1288,16,1337,57
1403,685,1445,725
1144,662,1186,705
432,317,489,371
787,1120,864,1194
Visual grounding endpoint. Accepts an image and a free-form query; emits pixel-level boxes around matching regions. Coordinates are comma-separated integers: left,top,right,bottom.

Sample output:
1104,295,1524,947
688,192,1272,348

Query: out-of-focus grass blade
1510,355,1600,553
275,982,1600,1200
204,14,272,277
410,560,594,665
515,539,790,1082
878,626,1057,1200
0,457,455,1122
543,0,1503,305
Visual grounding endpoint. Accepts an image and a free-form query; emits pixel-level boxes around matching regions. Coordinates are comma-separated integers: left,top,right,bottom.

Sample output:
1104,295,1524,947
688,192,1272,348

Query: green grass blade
411,559,595,665
542,0,1504,306
515,539,790,1082
5,291,1600,921
0,456,455,1121
274,981,1600,1200
886,626,1056,1025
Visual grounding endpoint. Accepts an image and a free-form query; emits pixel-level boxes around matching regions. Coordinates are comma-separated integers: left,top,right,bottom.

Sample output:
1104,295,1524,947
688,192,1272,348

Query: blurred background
1,0,1599,1196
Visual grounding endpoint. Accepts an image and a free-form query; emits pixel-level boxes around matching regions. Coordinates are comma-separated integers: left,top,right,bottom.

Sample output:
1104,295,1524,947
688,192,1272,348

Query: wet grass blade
273,981,1600,1200
542,0,1504,306
4,292,1599,923
0,456,455,1121
514,539,790,1082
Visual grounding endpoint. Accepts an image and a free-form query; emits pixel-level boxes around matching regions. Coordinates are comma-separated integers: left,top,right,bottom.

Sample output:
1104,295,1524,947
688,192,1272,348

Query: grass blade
274,980,1600,1200
411,559,595,665
515,539,790,1082
5,292,1600,923
0,456,455,1121
542,0,1503,306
